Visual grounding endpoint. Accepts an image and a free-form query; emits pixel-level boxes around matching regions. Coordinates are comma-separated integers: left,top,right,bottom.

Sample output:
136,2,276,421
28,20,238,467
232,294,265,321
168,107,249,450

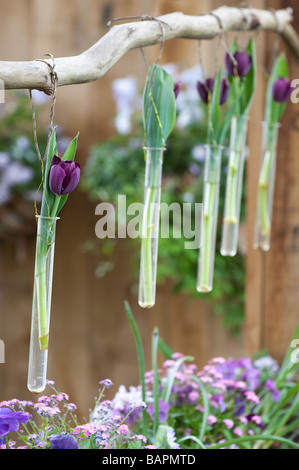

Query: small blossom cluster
112,352,285,448
0,379,148,450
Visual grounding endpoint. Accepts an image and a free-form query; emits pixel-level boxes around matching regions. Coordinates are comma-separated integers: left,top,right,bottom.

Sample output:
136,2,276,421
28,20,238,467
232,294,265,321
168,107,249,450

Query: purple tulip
49,156,80,196
174,81,181,99
225,51,252,78
196,77,229,106
272,77,293,102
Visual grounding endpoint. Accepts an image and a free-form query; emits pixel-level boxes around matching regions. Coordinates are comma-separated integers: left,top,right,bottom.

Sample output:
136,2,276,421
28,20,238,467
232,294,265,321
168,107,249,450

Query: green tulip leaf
143,64,176,148
62,132,79,162
41,127,57,217
208,70,222,144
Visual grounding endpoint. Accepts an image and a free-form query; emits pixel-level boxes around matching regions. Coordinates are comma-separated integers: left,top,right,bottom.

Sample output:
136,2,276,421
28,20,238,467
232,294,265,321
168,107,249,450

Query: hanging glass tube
138,147,165,309
197,145,224,293
221,115,248,257
254,122,281,251
27,216,58,393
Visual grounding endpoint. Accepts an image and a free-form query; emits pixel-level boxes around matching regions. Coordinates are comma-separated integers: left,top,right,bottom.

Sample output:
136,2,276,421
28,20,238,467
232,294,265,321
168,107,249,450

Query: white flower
112,76,141,135
0,152,10,169
112,385,145,411
254,355,279,372
192,145,206,162
30,89,50,105
166,427,180,449
4,162,33,186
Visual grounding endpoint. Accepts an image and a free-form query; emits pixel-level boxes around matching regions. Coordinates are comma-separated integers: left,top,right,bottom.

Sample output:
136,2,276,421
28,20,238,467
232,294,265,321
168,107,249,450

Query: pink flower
223,419,234,429
130,434,147,443
210,357,226,365
117,424,129,435
196,405,205,413
244,391,260,404
56,392,69,402
207,415,217,425
251,415,262,425
239,416,248,425
234,427,243,437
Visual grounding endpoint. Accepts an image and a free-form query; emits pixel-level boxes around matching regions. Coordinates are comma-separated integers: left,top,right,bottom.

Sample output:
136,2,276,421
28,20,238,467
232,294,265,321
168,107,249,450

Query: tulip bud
272,77,293,103
225,51,252,78
196,77,229,106
49,156,80,196
174,81,181,99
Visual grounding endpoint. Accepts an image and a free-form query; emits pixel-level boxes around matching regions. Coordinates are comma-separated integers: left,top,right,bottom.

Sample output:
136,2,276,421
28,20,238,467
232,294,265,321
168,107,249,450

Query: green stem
50,197,60,219
140,186,158,307
152,327,160,436
210,434,299,450
256,123,279,245
140,148,163,308
36,256,48,349
199,182,217,291
124,301,147,436
198,147,222,292
224,117,248,224
36,219,55,350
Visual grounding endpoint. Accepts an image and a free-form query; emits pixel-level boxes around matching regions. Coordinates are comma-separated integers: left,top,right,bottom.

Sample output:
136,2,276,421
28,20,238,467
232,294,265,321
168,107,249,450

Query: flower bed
1,318,299,450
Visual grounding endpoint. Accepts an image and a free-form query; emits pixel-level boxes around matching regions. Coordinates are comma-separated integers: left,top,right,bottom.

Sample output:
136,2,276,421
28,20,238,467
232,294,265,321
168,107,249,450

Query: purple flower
215,359,238,380
99,379,113,388
265,379,281,402
196,77,229,105
174,81,181,99
50,434,79,449
49,156,80,196
238,358,261,390
147,399,170,423
225,51,252,78
0,408,30,438
213,393,226,413
272,77,293,102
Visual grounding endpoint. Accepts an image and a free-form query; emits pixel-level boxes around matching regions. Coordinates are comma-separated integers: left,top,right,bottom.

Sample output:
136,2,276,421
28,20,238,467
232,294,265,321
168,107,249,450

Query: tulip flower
272,77,293,102
49,156,80,196
174,81,181,99
28,129,80,395
225,51,252,78
196,77,229,105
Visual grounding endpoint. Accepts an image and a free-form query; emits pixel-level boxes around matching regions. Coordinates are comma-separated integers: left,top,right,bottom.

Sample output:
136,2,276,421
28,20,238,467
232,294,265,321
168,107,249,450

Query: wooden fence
0,0,298,419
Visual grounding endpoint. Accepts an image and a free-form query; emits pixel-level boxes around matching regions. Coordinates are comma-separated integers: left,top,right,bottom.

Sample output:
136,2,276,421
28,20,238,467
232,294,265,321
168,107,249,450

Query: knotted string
29,54,58,217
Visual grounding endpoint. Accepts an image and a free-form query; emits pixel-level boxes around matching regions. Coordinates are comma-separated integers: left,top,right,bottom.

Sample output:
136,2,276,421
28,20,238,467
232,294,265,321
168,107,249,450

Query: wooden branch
0,6,298,94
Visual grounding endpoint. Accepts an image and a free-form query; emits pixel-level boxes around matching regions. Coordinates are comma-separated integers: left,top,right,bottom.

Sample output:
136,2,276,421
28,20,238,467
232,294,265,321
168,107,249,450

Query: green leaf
40,127,57,217
61,132,79,161
152,326,160,435
153,424,177,449
80,438,95,449
143,64,176,148
242,38,257,115
208,71,222,144
158,337,174,359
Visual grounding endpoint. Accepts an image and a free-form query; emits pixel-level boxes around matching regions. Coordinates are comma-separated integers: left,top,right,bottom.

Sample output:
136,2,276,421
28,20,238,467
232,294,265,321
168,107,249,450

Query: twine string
29,53,58,163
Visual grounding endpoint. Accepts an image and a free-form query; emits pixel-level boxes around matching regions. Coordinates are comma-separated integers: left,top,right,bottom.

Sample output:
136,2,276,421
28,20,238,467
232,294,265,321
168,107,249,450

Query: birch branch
0,6,298,94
